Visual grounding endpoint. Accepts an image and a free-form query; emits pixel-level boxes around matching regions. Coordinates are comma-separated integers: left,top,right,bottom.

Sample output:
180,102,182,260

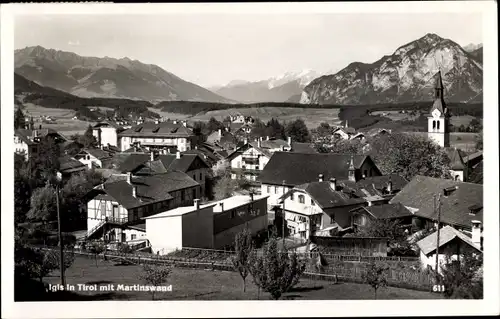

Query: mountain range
14,46,232,103
300,34,483,105
209,69,324,103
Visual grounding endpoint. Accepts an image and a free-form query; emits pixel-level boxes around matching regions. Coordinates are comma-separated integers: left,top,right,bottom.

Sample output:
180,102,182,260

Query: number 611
433,285,445,292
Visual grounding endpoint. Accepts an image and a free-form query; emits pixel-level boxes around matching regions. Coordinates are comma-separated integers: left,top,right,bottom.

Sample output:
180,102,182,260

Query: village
13,71,484,300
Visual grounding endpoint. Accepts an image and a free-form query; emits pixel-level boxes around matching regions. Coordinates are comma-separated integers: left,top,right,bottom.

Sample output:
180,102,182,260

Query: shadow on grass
288,285,324,293
283,294,303,300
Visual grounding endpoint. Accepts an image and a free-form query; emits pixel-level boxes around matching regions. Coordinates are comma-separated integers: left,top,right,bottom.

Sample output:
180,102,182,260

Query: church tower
427,71,450,148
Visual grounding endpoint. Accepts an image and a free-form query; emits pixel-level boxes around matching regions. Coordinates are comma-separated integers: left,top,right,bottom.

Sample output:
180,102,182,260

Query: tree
15,155,32,225
355,219,414,256
368,133,452,181
77,125,98,148
207,117,224,133
440,252,483,299
26,184,58,224
475,132,483,150
314,137,365,154
363,262,389,299
231,227,254,292
249,119,267,139
266,118,286,140
249,236,306,300
285,119,310,143
31,136,61,186
138,264,172,300
14,107,26,129
213,174,241,200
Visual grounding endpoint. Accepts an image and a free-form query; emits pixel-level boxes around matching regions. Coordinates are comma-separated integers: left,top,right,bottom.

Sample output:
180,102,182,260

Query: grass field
43,256,441,300
21,104,95,137
149,107,342,129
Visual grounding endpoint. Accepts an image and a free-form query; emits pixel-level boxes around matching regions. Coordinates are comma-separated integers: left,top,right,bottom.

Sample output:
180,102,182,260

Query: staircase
86,217,129,240
86,220,106,239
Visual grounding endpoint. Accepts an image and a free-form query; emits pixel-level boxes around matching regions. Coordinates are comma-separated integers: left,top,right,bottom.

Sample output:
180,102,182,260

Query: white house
92,121,124,148
144,194,269,254
75,147,113,169
226,139,272,182
416,225,482,273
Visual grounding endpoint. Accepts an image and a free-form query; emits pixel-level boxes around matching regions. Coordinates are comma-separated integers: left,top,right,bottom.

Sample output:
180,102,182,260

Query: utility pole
55,172,65,287
434,193,442,283
282,180,286,248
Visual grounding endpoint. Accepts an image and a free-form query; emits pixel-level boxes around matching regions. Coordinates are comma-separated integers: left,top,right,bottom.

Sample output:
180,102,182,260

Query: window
199,173,202,181
266,186,270,194
274,186,277,194
290,193,294,201
432,120,436,129
192,189,196,199
181,190,185,201
330,215,335,224
298,195,305,204
193,174,196,181
311,199,315,206
131,234,136,240
437,121,440,130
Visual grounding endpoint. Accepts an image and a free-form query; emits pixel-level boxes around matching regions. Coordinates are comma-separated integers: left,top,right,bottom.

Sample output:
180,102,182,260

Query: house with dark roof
389,175,483,233
74,147,114,169
59,155,87,177
332,121,356,140
275,173,401,240
259,152,382,207
350,202,414,231
85,171,201,243
416,225,482,273
226,139,273,184
206,129,239,151
118,119,195,153
14,127,67,159
92,121,125,149
183,146,220,167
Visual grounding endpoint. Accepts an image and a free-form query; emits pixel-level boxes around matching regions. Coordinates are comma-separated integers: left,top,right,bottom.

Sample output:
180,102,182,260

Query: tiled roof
339,174,408,197
117,153,150,173
183,148,219,164
467,161,483,184
359,203,413,219
226,143,272,161
290,142,318,154
295,181,366,209
157,153,207,173
98,171,199,209
81,148,113,160
59,156,87,173
417,225,481,256
259,152,370,187
260,138,289,150
118,121,194,138
389,175,483,229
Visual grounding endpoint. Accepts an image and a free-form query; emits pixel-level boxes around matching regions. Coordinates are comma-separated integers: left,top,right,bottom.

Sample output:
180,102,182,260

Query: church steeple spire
430,70,447,115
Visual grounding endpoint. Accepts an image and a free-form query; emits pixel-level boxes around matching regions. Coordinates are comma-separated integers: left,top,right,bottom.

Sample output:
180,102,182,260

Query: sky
14,12,482,88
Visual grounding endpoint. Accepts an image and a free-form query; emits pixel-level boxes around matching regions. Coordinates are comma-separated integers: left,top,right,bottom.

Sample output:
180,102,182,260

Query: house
118,119,196,153
259,153,382,207
350,202,414,230
366,128,392,138
350,132,366,141
389,175,483,232
92,121,124,148
416,225,482,273
206,129,239,150
277,174,398,240
59,155,88,178
75,147,114,169
226,139,273,183
85,171,201,243
446,148,467,182
182,145,220,168
332,121,356,140
14,128,67,159
144,194,268,254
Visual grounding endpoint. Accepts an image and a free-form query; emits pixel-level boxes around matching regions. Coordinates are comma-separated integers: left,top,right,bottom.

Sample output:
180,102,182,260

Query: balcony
284,200,323,216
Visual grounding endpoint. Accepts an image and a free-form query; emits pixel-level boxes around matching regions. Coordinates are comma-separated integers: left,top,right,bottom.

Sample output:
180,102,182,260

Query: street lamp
55,171,65,287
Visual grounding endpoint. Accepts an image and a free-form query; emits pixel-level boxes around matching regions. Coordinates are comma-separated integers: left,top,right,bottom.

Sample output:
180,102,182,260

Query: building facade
427,71,450,148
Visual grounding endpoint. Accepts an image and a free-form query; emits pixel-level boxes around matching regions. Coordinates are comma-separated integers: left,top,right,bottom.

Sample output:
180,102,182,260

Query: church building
427,71,450,148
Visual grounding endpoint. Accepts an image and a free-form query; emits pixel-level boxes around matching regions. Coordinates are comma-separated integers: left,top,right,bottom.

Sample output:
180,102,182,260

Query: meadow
43,255,441,300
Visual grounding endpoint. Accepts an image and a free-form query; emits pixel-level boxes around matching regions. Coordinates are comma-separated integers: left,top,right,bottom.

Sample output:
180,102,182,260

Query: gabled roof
116,153,151,173
290,142,318,154
183,148,219,164
260,138,289,150
389,175,483,229
226,142,272,161
259,152,370,186
118,121,194,138
93,171,199,209
447,148,465,170
15,128,67,145
464,151,483,165
354,203,413,220
294,181,366,209
340,174,408,197
417,225,481,256
59,156,87,174
157,153,209,173
92,120,122,130
332,127,355,135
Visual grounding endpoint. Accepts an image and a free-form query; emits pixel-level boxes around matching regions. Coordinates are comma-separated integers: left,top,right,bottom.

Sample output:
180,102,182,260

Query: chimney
471,221,482,249
182,121,187,127
318,174,324,182
218,129,222,137
330,178,336,191
176,151,181,159
287,136,292,147
132,186,137,198
127,172,132,185
266,136,270,141
387,176,393,193
194,199,200,210
257,139,261,148
219,202,224,212
150,151,155,162
250,193,254,202
244,138,249,145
